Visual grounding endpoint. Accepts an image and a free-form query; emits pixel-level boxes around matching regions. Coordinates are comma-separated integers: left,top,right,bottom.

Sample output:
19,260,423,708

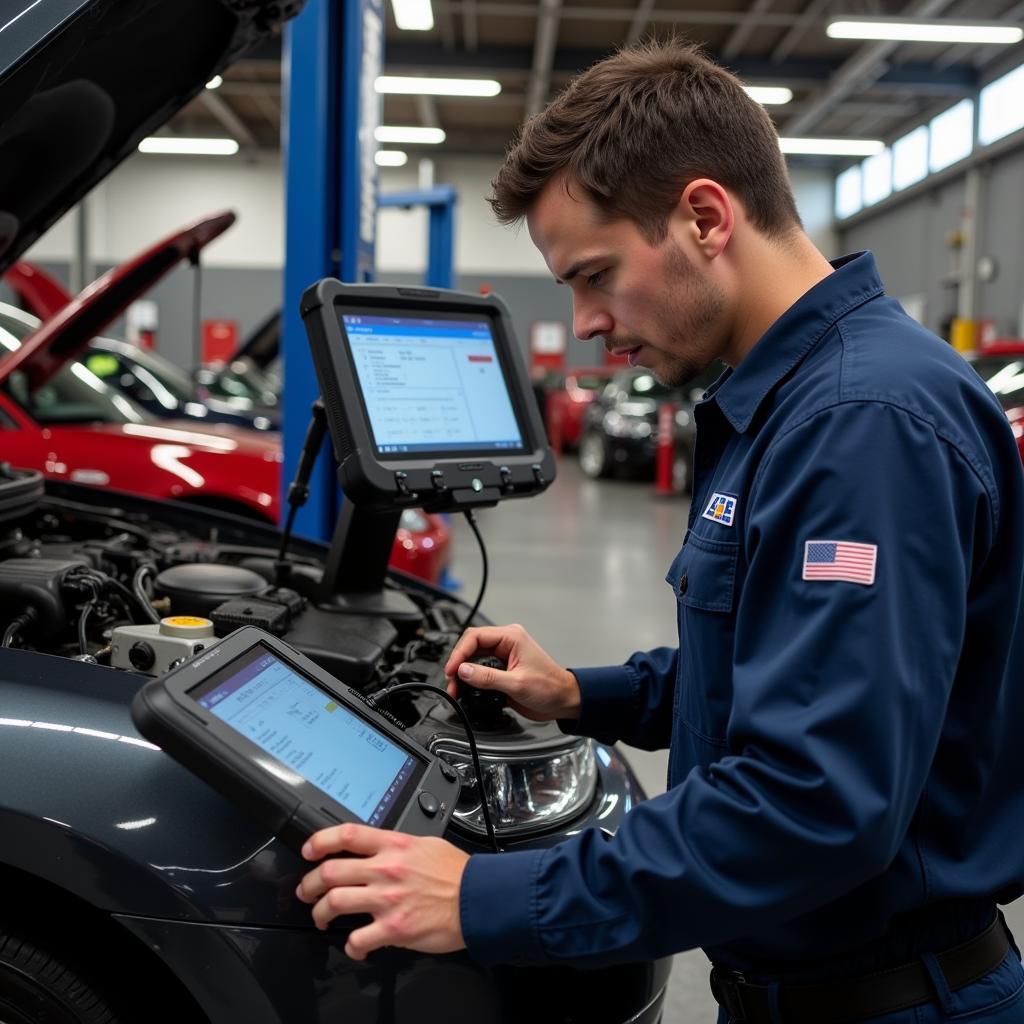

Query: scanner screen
191,646,422,827
340,313,525,455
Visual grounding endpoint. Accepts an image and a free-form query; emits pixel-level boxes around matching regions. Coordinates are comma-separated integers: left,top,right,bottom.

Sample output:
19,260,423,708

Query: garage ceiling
165,0,1024,161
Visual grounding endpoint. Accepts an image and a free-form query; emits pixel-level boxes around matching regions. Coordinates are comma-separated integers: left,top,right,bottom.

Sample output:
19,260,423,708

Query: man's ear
676,178,734,260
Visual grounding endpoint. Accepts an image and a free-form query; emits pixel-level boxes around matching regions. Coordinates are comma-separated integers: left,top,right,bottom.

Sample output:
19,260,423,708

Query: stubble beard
638,241,727,388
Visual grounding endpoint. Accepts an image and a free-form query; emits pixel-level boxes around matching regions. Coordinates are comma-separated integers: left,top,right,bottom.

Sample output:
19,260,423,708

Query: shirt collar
711,251,885,433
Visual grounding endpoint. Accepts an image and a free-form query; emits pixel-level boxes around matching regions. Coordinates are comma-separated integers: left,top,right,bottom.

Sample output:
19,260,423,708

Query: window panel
892,126,929,191
929,99,974,173
862,148,892,205
979,63,1024,146
835,164,862,219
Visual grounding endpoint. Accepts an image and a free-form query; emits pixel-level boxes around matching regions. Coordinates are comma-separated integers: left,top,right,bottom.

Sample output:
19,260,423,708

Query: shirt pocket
666,531,740,765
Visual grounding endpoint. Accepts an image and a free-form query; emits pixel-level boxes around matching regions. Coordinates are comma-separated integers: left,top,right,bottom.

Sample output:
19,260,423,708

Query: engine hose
132,565,161,624
2,607,38,648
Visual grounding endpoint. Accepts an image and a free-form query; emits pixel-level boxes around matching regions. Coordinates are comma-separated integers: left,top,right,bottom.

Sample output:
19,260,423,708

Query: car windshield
628,372,679,399
971,355,1024,407
0,312,146,426
574,373,610,391
119,345,196,404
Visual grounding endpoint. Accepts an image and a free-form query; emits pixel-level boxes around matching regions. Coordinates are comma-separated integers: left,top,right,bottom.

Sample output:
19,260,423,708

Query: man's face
526,177,730,386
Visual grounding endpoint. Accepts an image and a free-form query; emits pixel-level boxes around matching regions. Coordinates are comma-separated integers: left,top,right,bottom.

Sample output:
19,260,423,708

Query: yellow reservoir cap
159,616,215,639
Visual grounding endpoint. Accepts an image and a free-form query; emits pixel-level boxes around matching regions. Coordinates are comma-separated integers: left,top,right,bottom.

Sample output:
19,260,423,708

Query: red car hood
4,261,71,319
83,419,282,460
0,210,235,389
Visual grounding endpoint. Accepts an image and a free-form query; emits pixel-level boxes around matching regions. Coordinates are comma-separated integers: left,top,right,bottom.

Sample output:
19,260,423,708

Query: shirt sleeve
565,646,679,749
461,401,995,966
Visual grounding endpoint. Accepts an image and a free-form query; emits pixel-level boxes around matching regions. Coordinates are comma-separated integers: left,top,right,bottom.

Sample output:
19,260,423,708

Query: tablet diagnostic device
300,281,555,513
131,627,460,853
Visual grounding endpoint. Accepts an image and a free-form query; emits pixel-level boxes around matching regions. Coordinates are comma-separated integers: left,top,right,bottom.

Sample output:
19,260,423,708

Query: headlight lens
431,737,598,837
603,411,653,439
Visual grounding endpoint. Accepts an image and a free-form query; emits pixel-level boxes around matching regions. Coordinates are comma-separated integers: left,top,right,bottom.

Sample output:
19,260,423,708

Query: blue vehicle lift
280,0,457,539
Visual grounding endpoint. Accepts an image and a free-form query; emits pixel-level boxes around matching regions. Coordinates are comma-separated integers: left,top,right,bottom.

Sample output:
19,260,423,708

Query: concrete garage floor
447,457,1024,1023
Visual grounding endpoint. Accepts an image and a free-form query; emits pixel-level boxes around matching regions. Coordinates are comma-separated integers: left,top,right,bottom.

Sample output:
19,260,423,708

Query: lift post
378,186,458,290
280,0,383,538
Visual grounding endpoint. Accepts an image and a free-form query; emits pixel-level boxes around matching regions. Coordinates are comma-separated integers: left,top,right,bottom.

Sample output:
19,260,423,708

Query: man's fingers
311,886,379,930
297,854,377,903
344,919,392,960
302,822,388,861
444,625,516,677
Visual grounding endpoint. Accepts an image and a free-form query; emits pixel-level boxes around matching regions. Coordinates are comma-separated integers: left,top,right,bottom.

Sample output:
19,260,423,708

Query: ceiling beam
462,0,478,51
415,94,441,128
783,0,958,137
770,0,832,64
433,2,808,25
722,0,775,60
625,0,657,46
525,0,562,119
198,90,257,149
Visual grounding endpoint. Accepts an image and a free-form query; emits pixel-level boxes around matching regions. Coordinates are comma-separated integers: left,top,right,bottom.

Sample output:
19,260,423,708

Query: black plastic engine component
0,465,43,526
154,564,266,617
458,656,510,728
283,607,398,686
0,558,88,636
211,598,290,637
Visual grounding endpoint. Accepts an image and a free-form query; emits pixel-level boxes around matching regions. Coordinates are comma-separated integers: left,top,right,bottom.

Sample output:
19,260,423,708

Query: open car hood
0,0,303,273
0,211,235,387
4,261,71,319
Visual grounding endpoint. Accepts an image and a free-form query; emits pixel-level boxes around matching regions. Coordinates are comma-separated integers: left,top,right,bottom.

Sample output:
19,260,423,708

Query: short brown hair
490,39,801,242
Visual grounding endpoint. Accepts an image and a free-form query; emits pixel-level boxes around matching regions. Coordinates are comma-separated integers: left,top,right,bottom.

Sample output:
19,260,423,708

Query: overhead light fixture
375,125,446,144
391,0,433,30
744,85,793,105
205,75,223,90
779,137,884,156
375,76,501,97
138,137,240,156
375,150,409,167
827,18,1023,45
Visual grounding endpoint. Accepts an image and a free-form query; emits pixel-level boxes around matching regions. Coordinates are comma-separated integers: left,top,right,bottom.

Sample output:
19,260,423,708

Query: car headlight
603,411,653,439
431,737,598,837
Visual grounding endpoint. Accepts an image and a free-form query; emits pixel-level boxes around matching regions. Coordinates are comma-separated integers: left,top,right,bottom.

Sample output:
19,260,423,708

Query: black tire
579,431,612,478
0,926,119,1024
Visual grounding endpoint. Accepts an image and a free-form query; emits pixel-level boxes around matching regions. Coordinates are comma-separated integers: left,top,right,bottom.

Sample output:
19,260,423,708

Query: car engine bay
0,463,599,842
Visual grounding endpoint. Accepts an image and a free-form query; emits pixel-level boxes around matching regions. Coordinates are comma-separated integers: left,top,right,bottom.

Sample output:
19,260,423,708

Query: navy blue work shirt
459,252,1024,970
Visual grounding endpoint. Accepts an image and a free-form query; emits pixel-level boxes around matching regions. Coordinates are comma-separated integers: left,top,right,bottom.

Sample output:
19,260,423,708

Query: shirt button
678,575,688,595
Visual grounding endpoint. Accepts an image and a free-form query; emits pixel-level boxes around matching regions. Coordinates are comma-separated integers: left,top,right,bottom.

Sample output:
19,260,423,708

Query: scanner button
439,762,459,784
418,792,440,818
471,478,483,493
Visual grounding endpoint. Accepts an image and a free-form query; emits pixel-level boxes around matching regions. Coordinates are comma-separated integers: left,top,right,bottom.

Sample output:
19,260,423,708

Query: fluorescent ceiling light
138,137,239,156
205,75,223,90
392,0,433,30
376,76,501,97
375,125,446,144
744,85,793,105
376,150,409,167
779,137,884,156
827,18,1023,44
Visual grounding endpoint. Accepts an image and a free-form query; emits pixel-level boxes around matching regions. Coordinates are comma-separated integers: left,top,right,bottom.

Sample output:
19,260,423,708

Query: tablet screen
339,311,526,456
190,646,424,828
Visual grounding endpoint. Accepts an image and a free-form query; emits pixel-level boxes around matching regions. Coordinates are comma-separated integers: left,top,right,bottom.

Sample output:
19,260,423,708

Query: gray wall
1,261,585,373
839,141,1024,340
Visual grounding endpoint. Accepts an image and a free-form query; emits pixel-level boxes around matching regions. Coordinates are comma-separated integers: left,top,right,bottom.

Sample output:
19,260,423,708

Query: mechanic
295,40,1024,1022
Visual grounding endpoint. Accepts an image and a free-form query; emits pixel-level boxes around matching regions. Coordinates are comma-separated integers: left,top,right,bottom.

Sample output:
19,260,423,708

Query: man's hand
444,624,581,722
296,824,469,960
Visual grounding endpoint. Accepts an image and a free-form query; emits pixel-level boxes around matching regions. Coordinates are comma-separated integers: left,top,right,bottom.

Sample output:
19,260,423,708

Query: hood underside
0,0,304,272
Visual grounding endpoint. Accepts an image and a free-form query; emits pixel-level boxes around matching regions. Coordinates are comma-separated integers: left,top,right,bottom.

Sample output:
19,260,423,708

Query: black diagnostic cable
132,565,161,624
275,400,329,588
459,509,488,633
370,681,500,854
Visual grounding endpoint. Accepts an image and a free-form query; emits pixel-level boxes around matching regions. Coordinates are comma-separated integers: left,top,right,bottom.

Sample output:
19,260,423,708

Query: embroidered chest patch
701,492,738,527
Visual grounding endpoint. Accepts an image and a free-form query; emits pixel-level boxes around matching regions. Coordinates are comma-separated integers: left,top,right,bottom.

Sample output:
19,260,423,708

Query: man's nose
572,300,613,342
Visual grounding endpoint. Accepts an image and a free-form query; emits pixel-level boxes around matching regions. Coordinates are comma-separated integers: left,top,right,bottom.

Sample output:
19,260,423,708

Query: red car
965,341,1024,465
0,216,450,582
545,365,617,450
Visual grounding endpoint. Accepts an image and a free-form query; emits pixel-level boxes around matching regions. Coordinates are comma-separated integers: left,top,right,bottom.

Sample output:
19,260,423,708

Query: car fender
0,648,313,927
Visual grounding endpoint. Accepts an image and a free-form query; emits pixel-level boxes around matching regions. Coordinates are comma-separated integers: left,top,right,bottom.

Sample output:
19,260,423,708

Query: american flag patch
802,540,877,586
